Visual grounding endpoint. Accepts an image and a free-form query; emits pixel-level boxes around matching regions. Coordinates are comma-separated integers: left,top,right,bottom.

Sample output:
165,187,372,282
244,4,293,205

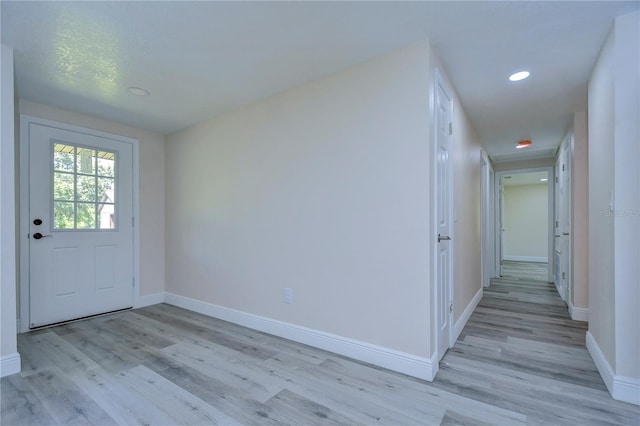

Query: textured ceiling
2,1,637,163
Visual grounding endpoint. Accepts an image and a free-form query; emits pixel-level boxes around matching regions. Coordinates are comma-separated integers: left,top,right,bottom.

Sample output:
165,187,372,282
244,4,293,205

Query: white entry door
435,76,453,360
28,122,134,328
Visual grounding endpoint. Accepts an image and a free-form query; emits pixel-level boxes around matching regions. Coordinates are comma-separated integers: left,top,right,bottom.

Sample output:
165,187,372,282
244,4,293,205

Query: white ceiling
2,1,637,163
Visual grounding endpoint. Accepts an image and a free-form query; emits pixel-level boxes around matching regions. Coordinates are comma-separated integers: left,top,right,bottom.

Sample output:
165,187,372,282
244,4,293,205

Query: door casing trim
19,114,141,333
494,166,554,282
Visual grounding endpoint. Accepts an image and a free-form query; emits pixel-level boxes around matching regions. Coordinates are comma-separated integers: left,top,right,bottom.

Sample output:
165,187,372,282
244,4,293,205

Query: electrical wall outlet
283,288,293,304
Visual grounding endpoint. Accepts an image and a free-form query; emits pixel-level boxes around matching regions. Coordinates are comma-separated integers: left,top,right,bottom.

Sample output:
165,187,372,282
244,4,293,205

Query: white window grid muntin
50,139,120,232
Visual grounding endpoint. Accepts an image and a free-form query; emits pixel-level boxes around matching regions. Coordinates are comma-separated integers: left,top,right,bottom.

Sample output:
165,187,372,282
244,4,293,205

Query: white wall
166,42,433,360
503,184,548,261
611,10,639,385
588,10,640,405
1,43,21,377
18,101,166,300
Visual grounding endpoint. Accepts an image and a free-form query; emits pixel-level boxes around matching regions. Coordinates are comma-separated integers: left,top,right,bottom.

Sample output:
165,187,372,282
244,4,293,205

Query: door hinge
562,272,566,280
449,123,453,136
555,176,559,183
449,302,453,313
562,164,565,172
132,277,135,288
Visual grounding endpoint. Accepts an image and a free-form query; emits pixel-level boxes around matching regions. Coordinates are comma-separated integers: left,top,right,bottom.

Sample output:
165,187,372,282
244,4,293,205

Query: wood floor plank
439,409,493,426
263,351,434,425
141,349,285,426
17,331,100,377
318,355,527,425
135,306,279,361
435,358,631,426
151,303,331,365
0,374,56,426
24,367,117,425
161,340,282,402
263,389,360,425
116,365,238,425
70,368,181,426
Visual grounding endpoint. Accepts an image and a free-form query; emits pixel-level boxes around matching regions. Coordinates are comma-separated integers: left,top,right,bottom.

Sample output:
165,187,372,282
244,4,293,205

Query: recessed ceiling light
128,86,150,96
540,178,549,182
516,140,532,149
509,71,530,82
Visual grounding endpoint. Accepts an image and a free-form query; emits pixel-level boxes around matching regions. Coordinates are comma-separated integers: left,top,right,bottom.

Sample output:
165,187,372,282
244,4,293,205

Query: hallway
434,269,639,424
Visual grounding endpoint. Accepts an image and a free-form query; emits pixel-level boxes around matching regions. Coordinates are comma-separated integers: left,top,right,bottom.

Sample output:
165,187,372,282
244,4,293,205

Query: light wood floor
2,274,639,424
501,260,550,282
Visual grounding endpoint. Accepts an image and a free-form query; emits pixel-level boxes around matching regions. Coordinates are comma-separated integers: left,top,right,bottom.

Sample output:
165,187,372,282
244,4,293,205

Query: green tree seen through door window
53,142,116,230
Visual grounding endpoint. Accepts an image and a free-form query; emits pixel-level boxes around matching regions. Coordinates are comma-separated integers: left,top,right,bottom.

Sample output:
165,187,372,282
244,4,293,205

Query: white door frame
494,166,554,282
433,69,455,361
19,115,141,333
480,150,494,287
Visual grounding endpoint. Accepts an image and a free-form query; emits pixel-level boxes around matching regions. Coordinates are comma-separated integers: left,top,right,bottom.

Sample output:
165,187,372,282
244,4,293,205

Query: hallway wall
587,10,639,405
503,184,548,262
1,43,20,377
166,42,433,362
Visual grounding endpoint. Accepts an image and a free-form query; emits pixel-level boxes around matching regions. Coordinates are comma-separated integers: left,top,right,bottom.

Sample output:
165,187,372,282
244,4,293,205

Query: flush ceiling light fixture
516,140,533,149
509,71,530,82
541,178,549,182
128,86,150,96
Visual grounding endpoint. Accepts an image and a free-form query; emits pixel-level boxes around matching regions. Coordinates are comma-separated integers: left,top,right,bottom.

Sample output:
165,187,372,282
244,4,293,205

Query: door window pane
77,175,97,202
97,152,115,177
51,141,117,230
54,146,74,172
76,203,96,229
54,201,75,229
97,177,115,200
77,148,96,175
54,172,74,201
98,202,116,229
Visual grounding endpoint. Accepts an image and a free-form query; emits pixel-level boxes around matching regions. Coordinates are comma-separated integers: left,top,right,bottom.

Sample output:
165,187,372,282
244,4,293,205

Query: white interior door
28,122,134,328
435,77,453,360
559,141,571,301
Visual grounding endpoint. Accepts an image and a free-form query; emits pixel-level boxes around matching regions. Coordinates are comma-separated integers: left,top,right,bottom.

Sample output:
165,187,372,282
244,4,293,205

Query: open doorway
495,168,554,283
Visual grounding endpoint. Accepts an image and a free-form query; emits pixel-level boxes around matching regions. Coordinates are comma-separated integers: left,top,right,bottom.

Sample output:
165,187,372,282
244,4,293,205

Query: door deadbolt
33,218,43,225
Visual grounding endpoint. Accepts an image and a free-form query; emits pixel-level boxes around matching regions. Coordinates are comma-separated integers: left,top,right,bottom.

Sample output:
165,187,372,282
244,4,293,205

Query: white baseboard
612,376,640,406
136,292,166,308
586,331,640,405
164,292,438,382
453,287,483,343
0,352,21,377
567,301,588,322
503,255,548,263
